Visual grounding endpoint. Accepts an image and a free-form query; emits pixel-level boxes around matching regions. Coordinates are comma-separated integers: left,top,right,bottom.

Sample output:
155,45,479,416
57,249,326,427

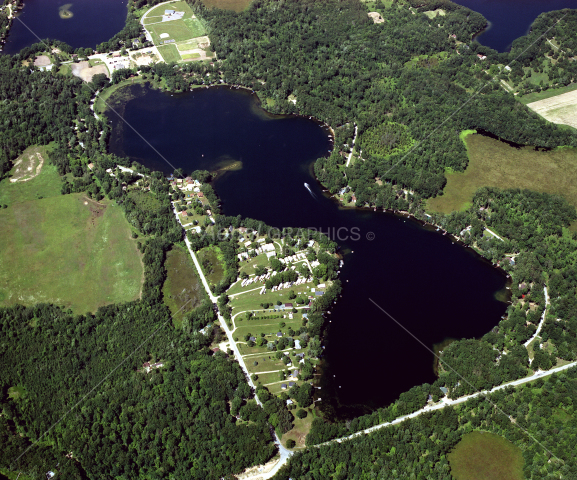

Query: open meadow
200,0,253,12
0,194,143,313
427,131,577,214
448,431,524,480
162,245,204,326
527,89,577,130
0,145,61,206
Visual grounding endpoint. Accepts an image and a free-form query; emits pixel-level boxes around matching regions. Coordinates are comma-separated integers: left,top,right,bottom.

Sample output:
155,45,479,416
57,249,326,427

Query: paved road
318,359,577,447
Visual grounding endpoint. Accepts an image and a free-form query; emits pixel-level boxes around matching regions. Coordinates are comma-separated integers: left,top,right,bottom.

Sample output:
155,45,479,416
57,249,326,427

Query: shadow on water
108,84,509,417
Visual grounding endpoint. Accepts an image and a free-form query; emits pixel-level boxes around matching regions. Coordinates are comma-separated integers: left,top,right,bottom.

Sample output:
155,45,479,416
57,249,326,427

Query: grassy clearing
230,288,311,314
197,245,225,285
183,17,206,38
518,82,577,104
157,44,182,63
427,132,577,214
181,52,201,60
281,409,315,449
162,245,204,327
0,145,61,206
200,0,253,12
448,431,524,480
0,194,143,313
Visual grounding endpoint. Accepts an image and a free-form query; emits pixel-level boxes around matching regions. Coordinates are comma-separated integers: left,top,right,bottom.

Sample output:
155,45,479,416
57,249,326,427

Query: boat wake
304,182,317,199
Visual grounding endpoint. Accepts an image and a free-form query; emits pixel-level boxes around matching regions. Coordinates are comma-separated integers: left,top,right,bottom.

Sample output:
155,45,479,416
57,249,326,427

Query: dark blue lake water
109,85,509,415
2,0,127,54
454,0,577,52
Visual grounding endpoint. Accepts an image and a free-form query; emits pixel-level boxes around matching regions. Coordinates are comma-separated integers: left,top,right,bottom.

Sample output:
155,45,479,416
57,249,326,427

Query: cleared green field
176,38,201,51
157,44,182,63
198,245,225,286
201,0,253,12
181,52,201,60
0,194,143,313
518,82,577,104
427,131,577,214
448,431,524,480
183,17,206,37
162,245,204,327
0,147,61,206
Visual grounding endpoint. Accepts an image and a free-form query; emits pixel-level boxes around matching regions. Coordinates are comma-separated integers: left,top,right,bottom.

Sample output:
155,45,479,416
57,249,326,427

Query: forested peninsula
1,0,577,479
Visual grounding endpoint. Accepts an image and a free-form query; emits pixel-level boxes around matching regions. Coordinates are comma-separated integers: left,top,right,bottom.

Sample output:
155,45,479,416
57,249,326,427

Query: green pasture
0,194,143,313
0,145,60,206
176,38,202,51
162,245,204,326
427,131,577,214
520,83,577,104
448,431,524,480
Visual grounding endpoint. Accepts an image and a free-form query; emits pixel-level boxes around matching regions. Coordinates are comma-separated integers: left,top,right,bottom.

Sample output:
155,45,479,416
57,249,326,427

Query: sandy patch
34,55,51,67
10,152,44,183
368,12,384,23
132,54,154,66
71,61,109,82
528,90,577,129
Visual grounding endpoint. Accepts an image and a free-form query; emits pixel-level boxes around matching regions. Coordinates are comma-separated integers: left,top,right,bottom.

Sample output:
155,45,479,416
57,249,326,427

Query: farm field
162,245,204,327
518,82,577,104
0,145,61,206
527,89,577,130
448,431,524,480
0,194,143,313
427,131,577,214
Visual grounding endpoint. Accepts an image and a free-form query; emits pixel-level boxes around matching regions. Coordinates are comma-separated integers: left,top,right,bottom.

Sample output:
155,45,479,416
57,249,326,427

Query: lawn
281,409,315,449
230,286,312,314
0,145,61,206
157,44,182,63
176,37,207,51
448,431,524,480
162,245,204,327
427,131,577,214
181,52,201,60
0,194,143,313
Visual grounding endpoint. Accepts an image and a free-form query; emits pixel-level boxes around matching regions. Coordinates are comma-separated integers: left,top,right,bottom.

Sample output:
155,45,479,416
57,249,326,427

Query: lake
453,0,576,52
109,84,508,416
2,0,127,55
